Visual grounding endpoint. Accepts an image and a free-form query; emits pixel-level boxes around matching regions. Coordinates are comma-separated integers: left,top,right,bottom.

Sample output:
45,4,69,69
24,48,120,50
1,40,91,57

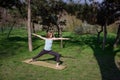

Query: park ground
0,28,120,80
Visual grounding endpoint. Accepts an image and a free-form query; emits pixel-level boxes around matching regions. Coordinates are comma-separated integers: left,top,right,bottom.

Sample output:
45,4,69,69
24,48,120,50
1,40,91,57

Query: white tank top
44,39,53,51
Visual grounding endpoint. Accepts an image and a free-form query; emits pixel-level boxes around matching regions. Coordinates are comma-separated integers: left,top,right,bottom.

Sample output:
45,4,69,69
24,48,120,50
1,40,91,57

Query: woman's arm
52,37,70,40
32,33,46,40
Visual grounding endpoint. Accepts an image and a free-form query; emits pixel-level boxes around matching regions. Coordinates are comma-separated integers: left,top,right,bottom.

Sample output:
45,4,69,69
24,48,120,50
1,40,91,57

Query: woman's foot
56,62,60,67
29,58,36,62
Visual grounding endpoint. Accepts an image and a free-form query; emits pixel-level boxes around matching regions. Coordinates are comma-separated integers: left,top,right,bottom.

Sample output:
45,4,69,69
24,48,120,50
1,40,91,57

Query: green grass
0,28,120,80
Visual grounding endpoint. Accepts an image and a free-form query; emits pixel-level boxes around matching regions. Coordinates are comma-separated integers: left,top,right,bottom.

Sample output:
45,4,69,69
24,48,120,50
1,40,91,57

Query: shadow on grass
67,34,120,80
92,46,120,80
0,36,41,59
0,37,27,59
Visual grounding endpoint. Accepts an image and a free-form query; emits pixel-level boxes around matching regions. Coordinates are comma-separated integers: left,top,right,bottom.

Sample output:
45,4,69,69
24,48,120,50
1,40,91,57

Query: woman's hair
46,31,53,38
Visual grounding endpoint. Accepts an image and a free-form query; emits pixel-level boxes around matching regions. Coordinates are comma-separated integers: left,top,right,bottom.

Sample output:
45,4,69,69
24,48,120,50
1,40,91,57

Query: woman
31,32,69,67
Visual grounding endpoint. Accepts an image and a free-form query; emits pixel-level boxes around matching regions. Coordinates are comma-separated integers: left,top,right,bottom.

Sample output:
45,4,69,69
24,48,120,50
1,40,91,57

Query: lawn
0,28,120,80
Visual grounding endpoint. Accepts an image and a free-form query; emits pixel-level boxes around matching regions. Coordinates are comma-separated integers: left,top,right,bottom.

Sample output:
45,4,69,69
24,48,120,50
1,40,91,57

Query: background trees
95,0,120,49
0,0,120,51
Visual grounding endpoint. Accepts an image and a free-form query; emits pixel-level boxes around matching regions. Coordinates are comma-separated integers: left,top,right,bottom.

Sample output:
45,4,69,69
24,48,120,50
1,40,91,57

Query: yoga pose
31,32,69,67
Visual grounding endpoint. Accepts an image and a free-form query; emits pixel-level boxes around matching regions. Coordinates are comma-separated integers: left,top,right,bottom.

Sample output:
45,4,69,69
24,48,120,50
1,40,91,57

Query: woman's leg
32,49,47,60
48,51,61,67
48,51,61,62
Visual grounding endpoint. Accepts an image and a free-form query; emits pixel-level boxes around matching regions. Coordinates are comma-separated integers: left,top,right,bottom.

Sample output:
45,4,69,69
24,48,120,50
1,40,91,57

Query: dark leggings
33,49,61,62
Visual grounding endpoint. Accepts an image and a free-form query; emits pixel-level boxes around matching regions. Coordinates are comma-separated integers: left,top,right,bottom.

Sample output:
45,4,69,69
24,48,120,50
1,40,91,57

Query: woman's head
46,31,53,38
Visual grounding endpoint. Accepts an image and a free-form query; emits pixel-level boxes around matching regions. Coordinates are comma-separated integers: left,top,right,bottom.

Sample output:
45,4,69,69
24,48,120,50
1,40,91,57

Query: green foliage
0,29,120,80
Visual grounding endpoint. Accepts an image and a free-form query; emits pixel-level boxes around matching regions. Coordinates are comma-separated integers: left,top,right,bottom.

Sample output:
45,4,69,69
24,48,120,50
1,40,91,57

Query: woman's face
47,32,53,38
49,33,53,38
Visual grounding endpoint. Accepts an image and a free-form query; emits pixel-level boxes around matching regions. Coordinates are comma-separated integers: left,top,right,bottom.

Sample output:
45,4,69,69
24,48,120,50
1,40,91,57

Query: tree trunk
27,0,32,51
31,22,35,33
1,26,4,33
56,24,60,37
102,25,107,50
1,8,7,33
114,24,120,47
59,25,63,48
7,21,16,38
97,26,103,43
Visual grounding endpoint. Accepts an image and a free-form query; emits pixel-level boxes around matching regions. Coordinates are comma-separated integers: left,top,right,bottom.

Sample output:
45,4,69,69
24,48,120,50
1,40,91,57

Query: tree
27,0,32,51
96,0,120,49
74,0,120,49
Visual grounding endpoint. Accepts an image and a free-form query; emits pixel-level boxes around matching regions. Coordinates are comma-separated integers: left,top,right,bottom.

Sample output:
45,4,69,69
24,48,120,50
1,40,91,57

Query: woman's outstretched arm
32,33,46,40
52,37,70,40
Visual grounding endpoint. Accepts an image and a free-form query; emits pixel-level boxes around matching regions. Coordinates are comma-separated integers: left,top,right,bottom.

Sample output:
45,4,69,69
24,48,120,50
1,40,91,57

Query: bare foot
29,59,36,62
56,63,60,67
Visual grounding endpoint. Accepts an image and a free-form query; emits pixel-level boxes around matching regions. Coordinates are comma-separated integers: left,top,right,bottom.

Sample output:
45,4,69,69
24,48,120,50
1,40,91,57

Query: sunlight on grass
0,28,120,80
